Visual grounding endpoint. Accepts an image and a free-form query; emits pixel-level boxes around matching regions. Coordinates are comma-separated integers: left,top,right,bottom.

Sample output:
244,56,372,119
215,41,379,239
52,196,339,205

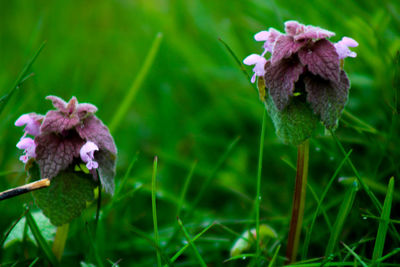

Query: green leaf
372,177,395,264
25,209,58,266
325,181,358,256
3,211,56,248
265,96,319,145
29,164,97,226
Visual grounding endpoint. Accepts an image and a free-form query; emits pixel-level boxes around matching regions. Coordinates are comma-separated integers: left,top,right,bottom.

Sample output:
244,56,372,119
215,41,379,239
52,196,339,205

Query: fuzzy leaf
265,96,319,145
298,39,340,82
271,35,305,64
77,115,117,155
46,95,68,112
76,103,98,120
35,132,84,179
30,165,96,226
304,70,350,129
264,58,304,110
96,150,116,194
40,110,80,133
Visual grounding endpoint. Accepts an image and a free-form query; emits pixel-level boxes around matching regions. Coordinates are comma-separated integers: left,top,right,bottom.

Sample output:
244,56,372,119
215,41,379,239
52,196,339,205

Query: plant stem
0,178,50,201
52,223,69,261
255,110,267,263
286,139,309,264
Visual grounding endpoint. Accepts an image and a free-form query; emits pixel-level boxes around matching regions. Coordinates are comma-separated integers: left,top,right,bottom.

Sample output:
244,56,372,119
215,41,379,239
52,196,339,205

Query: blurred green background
1,0,400,266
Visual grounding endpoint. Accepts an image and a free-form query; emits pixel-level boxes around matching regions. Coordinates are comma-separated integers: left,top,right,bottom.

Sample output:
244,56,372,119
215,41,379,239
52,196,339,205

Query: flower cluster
244,20,358,130
15,96,117,194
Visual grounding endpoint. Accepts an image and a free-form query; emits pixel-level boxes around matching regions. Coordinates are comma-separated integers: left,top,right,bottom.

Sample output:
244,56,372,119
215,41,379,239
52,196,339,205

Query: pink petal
243,54,264,65
15,114,41,136
341,37,358,47
334,37,358,59
16,137,35,150
254,31,269,41
80,141,99,163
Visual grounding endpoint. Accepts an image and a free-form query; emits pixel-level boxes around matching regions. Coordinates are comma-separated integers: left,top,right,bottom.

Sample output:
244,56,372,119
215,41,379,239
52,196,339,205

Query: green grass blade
85,223,104,267
331,132,400,242
177,160,197,217
152,156,161,267
109,32,163,132
375,248,400,263
340,241,368,267
168,222,215,264
129,226,173,266
372,177,395,264
330,132,381,211
176,218,207,267
325,181,358,257
255,110,267,262
0,41,46,115
114,152,139,200
217,38,257,93
25,208,58,266
268,244,281,267
28,257,40,267
302,149,352,259
186,135,240,218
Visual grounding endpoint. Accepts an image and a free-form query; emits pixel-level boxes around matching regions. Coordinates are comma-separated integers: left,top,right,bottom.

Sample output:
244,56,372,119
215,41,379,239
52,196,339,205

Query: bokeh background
1,0,400,266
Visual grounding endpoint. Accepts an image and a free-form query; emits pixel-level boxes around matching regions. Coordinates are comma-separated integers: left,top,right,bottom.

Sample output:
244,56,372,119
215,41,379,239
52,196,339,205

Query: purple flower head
244,20,358,130
80,141,99,170
334,37,358,59
16,137,36,163
15,113,43,137
243,54,267,83
15,96,117,194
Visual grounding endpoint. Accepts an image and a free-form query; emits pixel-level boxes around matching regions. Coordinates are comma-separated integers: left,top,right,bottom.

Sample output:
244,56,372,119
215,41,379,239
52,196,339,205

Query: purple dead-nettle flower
244,20,358,130
16,137,36,163
15,113,43,137
80,141,99,170
334,37,358,59
15,96,117,194
243,54,267,83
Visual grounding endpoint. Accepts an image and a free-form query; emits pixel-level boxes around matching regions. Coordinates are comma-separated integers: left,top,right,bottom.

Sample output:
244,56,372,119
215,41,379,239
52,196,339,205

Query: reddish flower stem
286,139,309,264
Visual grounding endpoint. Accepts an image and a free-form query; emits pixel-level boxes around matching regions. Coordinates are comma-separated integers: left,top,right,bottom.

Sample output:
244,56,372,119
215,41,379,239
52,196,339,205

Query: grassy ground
0,0,400,266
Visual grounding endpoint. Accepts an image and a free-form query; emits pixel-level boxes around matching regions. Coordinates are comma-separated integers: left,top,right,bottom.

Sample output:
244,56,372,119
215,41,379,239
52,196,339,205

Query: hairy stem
52,223,69,261
286,139,309,264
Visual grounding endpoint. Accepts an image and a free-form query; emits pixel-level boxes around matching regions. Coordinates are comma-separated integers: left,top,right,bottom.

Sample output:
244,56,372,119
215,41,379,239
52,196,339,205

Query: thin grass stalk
52,224,69,261
255,110,267,263
286,139,309,264
152,156,162,267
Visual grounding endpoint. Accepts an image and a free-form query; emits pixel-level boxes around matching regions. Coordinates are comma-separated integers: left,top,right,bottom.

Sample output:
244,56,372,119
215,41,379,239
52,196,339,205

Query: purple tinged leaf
304,70,350,129
76,115,117,155
96,150,116,195
76,103,98,119
284,20,335,41
264,58,305,110
40,110,80,133
35,132,85,179
298,39,340,82
45,96,68,112
271,35,304,65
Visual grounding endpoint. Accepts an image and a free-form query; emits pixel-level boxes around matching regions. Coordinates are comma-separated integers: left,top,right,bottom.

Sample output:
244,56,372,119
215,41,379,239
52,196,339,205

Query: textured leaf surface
298,39,340,82
35,132,85,179
96,150,117,194
77,115,117,155
31,167,96,226
264,59,304,110
265,96,318,145
40,110,80,133
271,35,304,64
3,211,56,248
304,71,350,129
